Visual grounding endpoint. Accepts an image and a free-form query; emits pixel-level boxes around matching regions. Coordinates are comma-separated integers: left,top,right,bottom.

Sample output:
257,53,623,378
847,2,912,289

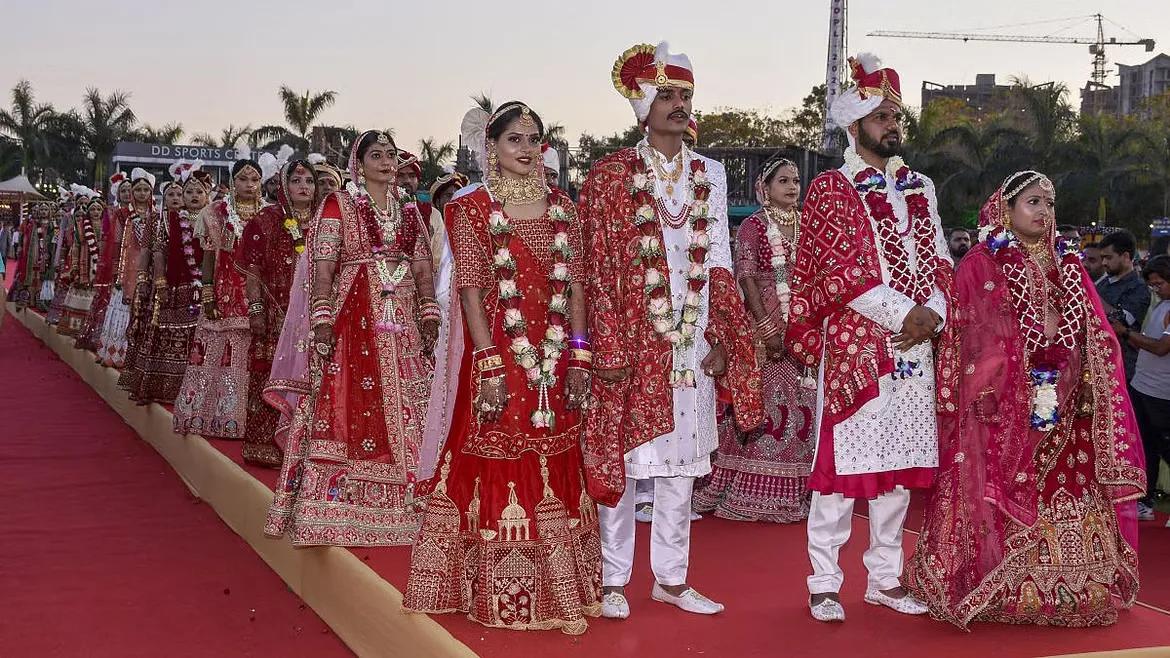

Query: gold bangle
476,355,504,371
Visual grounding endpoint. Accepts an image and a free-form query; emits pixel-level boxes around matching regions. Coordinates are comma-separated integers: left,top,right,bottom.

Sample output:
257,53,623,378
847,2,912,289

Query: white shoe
601,592,630,619
634,503,653,523
651,583,724,615
809,597,846,622
864,589,929,615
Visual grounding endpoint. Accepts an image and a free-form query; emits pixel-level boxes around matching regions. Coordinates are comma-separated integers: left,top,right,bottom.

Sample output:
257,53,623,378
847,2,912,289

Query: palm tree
0,80,56,178
417,138,456,186
1008,79,1076,173
0,137,22,180
78,87,137,186
135,122,184,144
1063,114,1144,228
41,111,89,185
191,124,252,149
253,86,337,152
544,122,568,150
925,120,1025,222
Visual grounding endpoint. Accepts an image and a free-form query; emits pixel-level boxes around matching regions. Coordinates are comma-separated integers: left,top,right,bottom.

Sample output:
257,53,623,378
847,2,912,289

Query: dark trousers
1130,387,1170,499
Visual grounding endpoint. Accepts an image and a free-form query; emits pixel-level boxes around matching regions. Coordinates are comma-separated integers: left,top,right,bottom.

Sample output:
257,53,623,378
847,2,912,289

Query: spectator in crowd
1151,235,1170,260
1112,254,1170,521
1082,241,1106,283
946,227,971,268
0,220,11,261
1059,224,1081,245
1098,230,1150,382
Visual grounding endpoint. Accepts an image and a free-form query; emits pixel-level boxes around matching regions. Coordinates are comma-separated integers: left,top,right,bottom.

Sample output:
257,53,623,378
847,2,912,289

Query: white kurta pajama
598,143,730,588
806,163,949,596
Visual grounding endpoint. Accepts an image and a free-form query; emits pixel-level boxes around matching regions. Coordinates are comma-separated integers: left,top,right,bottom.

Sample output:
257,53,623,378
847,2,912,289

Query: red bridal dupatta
906,185,1145,628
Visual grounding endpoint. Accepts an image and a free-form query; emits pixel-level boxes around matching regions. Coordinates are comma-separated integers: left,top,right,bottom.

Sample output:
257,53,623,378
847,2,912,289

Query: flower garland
77,214,99,284
488,193,573,428
177,210,202,289
346,181,419,334
223,195,247,242
760,208,798,322
978,225,1085,431
843,148,937,304
631,143,714,388
282,215,306,254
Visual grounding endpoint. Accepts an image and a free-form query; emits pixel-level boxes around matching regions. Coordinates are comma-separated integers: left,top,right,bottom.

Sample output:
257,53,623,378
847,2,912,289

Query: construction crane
869,14,1154,86
822,0,848,151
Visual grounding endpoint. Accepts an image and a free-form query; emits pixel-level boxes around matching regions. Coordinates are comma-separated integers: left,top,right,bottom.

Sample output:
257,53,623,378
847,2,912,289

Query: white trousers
634,478,655,505
599,476,694,587
806,488,910,595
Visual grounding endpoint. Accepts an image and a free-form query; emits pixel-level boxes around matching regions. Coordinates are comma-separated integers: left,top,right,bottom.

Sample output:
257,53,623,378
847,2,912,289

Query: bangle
248,301,265,316
311,316,334,329
569,349,593,363
136,271,150,283
476,355,504,372
200,286,215,303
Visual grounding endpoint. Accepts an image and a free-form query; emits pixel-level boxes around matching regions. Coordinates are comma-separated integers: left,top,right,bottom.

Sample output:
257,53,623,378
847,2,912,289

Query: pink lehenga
906,181,1146,628
692,209,814,522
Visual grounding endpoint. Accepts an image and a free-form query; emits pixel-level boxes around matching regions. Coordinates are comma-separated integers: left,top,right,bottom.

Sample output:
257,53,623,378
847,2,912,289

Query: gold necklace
766,206,798,227
493,172,544,205
648,148,684,196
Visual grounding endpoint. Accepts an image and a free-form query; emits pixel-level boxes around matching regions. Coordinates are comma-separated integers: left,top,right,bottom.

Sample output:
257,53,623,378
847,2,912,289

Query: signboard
1151,217,1170,238
112,141,242,167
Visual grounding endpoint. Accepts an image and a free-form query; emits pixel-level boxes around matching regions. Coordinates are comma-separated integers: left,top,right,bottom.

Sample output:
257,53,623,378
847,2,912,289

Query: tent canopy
0,175,47,200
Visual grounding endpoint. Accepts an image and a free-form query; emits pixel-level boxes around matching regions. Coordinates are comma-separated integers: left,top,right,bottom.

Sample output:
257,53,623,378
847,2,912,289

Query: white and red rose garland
78,214,99,284
346,181,419,334
844,148,939,305
631,144,714,388
760,208,798,322
488,194,572,429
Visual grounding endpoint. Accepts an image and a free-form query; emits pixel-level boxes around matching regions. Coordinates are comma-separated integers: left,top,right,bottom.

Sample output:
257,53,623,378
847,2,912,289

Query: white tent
0,174,47,200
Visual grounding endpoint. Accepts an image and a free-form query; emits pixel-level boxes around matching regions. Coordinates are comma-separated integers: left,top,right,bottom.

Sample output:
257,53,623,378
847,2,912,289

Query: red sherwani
579,146,763,506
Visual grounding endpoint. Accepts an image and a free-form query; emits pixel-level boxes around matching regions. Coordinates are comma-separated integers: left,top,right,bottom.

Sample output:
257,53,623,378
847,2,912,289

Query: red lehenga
75,206,131,351
46,213,75,326
239,201,300,466
56,214,100,337
9,217,49,310
94,210,145,367
404,186,602,634
120,210,204,403
264,189,432,546
692,210,814,522
906,187,1146,628
172,199,254,439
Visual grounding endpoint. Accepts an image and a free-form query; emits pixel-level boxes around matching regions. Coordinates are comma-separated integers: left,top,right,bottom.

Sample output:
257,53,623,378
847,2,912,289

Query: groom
786,53,958,622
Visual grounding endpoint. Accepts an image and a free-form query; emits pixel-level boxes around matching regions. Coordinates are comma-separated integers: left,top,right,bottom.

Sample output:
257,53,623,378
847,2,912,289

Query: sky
3,0,1168,153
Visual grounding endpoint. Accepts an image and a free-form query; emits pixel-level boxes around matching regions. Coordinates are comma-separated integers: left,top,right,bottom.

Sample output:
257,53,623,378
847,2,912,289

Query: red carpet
1137,511,1170,612
8,300,1170,658
201,391,1170,657
0,318,352,658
